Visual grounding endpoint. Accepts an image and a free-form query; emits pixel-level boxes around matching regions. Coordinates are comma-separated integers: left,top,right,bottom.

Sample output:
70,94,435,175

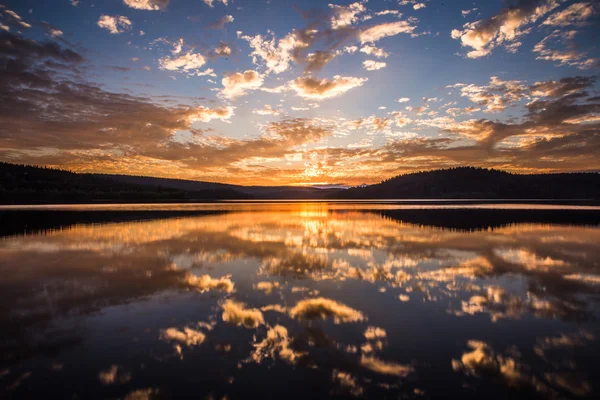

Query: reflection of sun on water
1,208,599,398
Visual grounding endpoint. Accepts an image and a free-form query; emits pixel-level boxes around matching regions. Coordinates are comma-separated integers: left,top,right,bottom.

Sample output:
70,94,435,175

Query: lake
1,202,599,399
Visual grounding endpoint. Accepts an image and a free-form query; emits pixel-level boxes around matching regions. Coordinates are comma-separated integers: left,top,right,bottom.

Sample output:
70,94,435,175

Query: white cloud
359,21,416,44
240,31,308,74
543,2,595,27
290,75,367,100
159,51,207,73
451,0,560,59
172,38,183,54
329,1,367,29
211,41,232,57
360,45,389,58
376,10,401,16
462,8,477,17
413,3,426,10
533,30,598,70
363,60,387,70
97,15,132,34
397,97,410,103
253,105,281,116
221,70,264,99
447,76,529,112
122,0,169,11
2,8,32,28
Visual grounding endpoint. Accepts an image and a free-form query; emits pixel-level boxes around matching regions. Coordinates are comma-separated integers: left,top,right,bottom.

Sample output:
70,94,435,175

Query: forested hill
92,173,339,199
1,163,599,204
335,167,600,199
0,162,251,204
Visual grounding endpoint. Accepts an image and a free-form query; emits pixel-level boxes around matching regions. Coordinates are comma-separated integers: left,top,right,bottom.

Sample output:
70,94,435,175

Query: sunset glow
0,0,598,185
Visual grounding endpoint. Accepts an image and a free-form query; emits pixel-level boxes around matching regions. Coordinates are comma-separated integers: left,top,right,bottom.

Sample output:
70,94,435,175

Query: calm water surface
1,203,599,399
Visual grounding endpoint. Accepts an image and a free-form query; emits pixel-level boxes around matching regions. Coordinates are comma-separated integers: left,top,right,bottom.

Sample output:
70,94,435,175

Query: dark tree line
1,163,599,203
0,162,251,204
335,167,600,200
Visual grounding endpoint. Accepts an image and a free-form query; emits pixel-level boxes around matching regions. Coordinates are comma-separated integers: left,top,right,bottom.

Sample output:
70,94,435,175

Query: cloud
533,30,598,69
1,8,32,29
97,15,132,34
542,2,596,27
360,45,389,58
209,14,234,29
40,21,63,37
221,70,264,99
240,31,308,74
399,0,428,11
359,21,416,43
397,97,410,103
305,50,339,73
290,75,367,100
0,31,241,163
253,104,281,116
375,10,400,17
350,116,391,131
159,51,211,74
211,41,232,57
329,1,367,29
530,76,596,97
289,297,365,323
451,0,560,58
462,8,478,17
446,106,480,116
447,76,529,112
362,60,387,70
122,0,169,11
171,38,183,54
221,299,264,328
203,0,228,6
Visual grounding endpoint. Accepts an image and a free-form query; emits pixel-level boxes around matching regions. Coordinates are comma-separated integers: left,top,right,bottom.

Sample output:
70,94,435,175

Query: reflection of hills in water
1,206,599,237
1,207,599,398
378,208,600,231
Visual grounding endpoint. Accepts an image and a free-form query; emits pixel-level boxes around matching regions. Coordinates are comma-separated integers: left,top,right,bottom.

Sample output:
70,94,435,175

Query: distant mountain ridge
91,173,339,199
1,163,599,204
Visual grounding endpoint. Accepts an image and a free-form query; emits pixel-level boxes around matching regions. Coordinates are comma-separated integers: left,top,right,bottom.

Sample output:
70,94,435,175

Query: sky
0,0,598,186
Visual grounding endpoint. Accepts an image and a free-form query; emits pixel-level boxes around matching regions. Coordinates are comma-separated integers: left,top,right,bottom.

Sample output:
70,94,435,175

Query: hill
1,163,599,204
334,167,600,199
92,174,339,199
0,163,251,204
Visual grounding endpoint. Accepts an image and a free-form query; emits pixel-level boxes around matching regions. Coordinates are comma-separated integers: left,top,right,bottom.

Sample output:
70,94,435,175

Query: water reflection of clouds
452,333,595,398
1,208,599,398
